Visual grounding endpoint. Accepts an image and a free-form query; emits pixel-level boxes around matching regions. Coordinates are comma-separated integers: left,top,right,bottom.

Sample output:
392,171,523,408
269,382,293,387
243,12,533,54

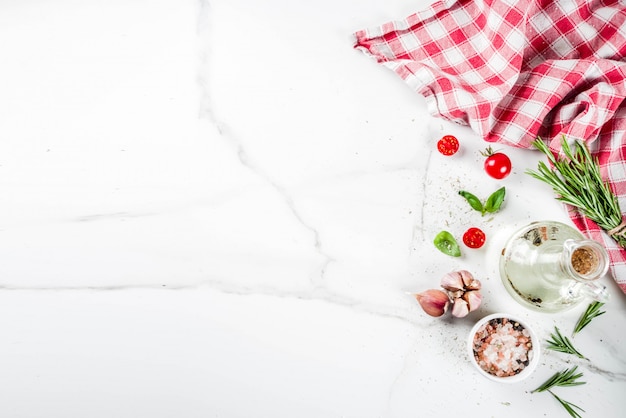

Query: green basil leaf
433,231,461,257
484,187,506,214
458,190,484,213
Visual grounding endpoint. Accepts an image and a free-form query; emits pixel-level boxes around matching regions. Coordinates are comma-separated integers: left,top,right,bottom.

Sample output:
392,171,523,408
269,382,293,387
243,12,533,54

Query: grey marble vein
195,1,334,289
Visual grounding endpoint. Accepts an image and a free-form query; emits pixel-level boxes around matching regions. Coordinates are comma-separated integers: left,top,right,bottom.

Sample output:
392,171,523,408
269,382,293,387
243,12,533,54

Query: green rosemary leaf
573,302,606,335
532,369,585,418
546,327,587,359
548,390,585,418
527,136,625,248
531,366,585,393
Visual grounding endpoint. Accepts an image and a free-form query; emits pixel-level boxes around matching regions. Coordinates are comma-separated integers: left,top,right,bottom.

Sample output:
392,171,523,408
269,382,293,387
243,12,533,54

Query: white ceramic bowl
467,313,540,383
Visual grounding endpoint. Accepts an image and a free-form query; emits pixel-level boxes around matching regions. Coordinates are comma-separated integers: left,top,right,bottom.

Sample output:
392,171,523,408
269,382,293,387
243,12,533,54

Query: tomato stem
481,146,500,157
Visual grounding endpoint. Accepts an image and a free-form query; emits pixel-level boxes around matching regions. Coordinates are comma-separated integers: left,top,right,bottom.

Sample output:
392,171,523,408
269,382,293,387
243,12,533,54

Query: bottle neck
561,239,609,283
561,239,610,303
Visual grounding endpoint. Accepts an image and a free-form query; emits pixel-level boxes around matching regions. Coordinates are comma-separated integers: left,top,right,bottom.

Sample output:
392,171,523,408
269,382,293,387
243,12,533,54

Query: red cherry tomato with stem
482,147,511,179
463,227,486,249
437,135,459,156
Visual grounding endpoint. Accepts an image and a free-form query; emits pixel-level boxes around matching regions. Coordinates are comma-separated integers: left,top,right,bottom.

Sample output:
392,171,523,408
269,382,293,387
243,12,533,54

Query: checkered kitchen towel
354,0,626,294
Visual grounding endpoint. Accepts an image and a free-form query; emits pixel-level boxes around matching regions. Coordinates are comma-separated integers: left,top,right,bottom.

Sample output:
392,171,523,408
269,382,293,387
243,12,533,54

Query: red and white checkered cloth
354,0,626,294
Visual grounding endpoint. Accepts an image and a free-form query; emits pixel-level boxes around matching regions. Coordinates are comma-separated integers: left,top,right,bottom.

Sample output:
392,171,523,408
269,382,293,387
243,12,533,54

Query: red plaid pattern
355,0,626,293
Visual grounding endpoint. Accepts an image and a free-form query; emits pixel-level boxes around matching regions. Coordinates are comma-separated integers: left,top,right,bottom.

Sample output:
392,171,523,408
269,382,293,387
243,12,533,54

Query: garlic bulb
414,270,483,318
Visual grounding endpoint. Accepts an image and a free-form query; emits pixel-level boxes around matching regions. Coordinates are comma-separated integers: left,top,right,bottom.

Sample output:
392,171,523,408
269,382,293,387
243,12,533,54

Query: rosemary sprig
549,391,585,418
573,301,606,335
546,327,587,359
526,137,626,248
531,366,586,393
532,367,586,418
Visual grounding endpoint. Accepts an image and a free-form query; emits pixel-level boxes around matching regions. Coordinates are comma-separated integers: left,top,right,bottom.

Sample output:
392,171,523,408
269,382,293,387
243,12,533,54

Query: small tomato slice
437,135,459,156
463,227,486,249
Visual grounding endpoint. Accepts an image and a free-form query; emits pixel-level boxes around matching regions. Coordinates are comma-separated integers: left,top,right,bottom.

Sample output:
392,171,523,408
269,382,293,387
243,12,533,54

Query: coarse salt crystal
472,318,534,377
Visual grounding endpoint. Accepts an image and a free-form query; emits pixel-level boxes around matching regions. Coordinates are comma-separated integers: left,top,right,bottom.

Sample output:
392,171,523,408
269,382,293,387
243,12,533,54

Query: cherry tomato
437,135,459,156
482,147,511,179
463,227,486,249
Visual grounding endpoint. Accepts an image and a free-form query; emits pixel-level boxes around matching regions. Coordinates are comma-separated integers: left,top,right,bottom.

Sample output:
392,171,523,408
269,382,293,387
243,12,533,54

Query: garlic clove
459,270,481,290
440,271,465,292
459,270,474,286
465,278,482,291
451,297,470,318
463,290,482,312
415,289,450,317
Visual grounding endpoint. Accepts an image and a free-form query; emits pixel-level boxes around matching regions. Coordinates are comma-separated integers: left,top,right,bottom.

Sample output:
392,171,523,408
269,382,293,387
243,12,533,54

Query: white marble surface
0,0,624,417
